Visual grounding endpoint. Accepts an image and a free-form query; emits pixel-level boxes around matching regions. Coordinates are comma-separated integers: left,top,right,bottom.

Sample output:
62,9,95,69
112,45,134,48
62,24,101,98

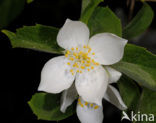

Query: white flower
60,81,127,123
38,19,128,123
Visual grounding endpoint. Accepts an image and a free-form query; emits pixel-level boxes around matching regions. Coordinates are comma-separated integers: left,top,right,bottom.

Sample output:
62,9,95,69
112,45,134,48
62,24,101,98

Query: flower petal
38,56,75,93
89,33,128,65
57,19,89,50
75,66,109,105
104,85,127,110
60,84,78,113
105,67,122,83
76,98,103,123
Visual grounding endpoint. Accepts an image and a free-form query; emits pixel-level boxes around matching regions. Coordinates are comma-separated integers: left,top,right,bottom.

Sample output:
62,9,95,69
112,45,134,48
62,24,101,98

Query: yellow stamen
87,57,91,60
78,98,81,102
65,54,68,57
96,62,99,66
76,64,79,68
83,53,88,58
71,47,74,51
87,60,90,63
70,69,74,73
67,62,71,65
81,66,85,69
92,52,95,55
79,51,83,55
65,46,98,74
83,45,86,48
73,63,79,68
94,105,99,109
88,48,91,53
67,50,70,54
78,101,81,105
81,60,85,64
73,52,77,57
78,98,84,107
92,59,95,62
69,57,74,61
80,104,84,107
85,64,90,67
76,56,79,59
85,102,88,106
90,104,93,107
73,63,76,67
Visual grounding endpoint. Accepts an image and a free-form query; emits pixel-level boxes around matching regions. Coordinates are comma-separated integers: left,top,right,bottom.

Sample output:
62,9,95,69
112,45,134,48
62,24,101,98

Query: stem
129,0,135,21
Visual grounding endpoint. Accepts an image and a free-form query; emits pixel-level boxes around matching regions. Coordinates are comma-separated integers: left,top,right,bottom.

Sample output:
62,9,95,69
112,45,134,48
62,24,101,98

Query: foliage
28,93,75,121
2,24,64,54
123,3,154,39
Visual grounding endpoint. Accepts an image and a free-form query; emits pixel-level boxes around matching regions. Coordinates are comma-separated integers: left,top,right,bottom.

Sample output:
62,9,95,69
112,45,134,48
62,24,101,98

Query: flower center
65,45,99,75
78,98,99,109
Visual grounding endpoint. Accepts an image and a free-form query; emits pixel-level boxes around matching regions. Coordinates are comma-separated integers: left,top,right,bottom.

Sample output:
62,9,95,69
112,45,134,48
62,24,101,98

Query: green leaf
81,0,91,14
118,75,140,114
80,0,103,24
112,44,156,91
88,7,122,37
119,76,156,122
0,0,25,29
135,88,156,123
123,3,154,39
2,24,64,54
28,93,75,121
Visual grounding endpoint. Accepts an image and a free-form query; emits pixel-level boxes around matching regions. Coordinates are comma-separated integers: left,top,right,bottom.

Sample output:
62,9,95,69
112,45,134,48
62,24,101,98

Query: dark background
1,0,156,123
